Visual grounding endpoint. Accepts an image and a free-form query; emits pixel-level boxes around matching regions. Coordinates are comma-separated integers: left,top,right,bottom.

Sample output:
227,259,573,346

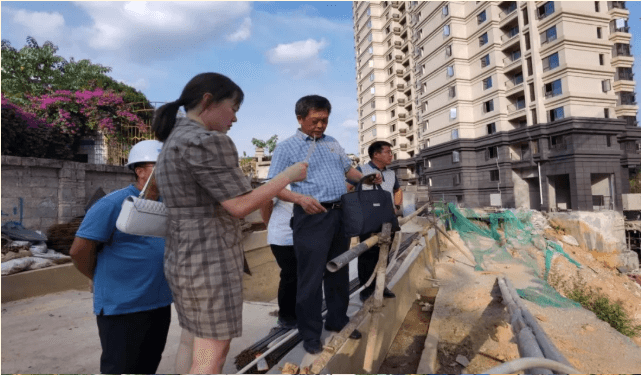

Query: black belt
320,201,342,209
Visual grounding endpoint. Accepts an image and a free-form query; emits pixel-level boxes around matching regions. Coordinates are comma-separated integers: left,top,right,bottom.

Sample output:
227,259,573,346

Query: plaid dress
155,117,252,339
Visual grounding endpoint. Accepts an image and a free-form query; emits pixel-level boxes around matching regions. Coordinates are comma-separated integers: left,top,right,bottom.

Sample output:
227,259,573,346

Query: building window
479,32,488,46
619,91,637,105
605,108,610,118
367,33,373,42
388,67,393,75
369,73,375,81
371,100,376,109
602,79,611,92
550,135,564,147
391,109,396,117
445,44,452,57
453,173,461,186
477,10,487,24
372,115,377,122
486,146,498,159
452,151,460,163
371,87,375,94
369,60,374,67
361,134,364,141
372,128,377,136
537,1,555,20
610,18,629,33
442,5,449,16
481,54,490,68
487,122,496,134
448,86,456,98
540,25,557,44
450,107,457,119
367,7,371,16
597,27,602,38
616,67,634,81
390,124,396,132
599,53,604,65
483,76,493,90
392,138,397,146
389,95,395,103
446,65,454,77
426,159,432,168
606,135,612,147
428,177,432,186
612,43,632,57
426,138,430,147
529,83,536,101
490,170,500,181
367,19,372,28
523,8,529,25
542,52,559,72
482,99,494,113
444,24,451,36
544,79,562,98
368,46,373,54
525,33,531,50
595,1,600,12
549,107,564,121
451,129,459,139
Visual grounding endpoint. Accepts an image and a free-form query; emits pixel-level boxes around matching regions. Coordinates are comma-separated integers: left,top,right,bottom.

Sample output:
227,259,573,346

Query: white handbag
115,166,168,237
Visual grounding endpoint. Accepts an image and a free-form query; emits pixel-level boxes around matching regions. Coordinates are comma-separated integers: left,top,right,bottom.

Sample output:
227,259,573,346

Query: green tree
1,37,152,120
251,135,278,155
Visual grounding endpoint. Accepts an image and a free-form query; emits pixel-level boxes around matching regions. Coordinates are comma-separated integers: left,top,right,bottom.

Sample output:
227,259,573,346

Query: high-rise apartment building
354,1,640,212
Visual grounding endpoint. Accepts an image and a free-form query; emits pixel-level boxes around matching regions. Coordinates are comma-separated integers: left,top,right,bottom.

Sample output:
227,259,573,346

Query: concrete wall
1,156,134,233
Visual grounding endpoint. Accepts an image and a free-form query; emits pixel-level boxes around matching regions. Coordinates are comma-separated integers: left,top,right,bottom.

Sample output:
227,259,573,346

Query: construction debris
455,354,470,367
281,362,299,374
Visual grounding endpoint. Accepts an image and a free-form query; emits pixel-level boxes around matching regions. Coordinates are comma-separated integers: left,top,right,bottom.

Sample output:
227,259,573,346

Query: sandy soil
431,229,641,374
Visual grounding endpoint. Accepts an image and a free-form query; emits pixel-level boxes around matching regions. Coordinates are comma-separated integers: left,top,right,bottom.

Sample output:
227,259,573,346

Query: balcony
395,54,403,62
610,24,630,34
397,83,405,90
501,27,520,44
398,98,406,105
393,27,401,35
503,53,522,71
615,70,634,81
398,113,407,120
392,13,400,20
499,3,518,23
391,1,400,8
396,69,404,77
394,41,402,48
399,128,407,135
400,143,408,151
617,92,637,106
608,1,627,10
507,100,526,113
505,75,524,90
613,43,633,57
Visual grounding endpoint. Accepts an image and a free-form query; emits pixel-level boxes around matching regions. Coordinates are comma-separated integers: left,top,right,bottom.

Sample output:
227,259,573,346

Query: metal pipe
484,358,579,374
538,162,544,205
327,235,380,272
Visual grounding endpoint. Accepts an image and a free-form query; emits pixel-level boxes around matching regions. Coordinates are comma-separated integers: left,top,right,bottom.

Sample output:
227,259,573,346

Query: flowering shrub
20,84,148,140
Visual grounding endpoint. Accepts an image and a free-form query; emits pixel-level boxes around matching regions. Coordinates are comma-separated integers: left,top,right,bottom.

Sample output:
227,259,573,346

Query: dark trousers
96,305,171,374
358,235,380,292
270,244,297,324
292,205,350,343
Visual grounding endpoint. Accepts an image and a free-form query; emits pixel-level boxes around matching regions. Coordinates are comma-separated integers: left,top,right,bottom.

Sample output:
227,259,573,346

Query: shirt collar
368,160,388,171
296,129,326,141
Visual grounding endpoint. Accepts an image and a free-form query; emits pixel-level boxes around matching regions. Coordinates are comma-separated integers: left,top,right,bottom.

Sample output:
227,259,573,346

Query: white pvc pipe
484,357,579,374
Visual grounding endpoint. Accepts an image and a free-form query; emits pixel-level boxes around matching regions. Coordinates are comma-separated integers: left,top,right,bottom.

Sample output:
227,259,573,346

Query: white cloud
73,1,252,62
118,78,149,92
8,9,66,41
341,119,358,128
266,39,329,78
227,17,252,42
267,39,328,63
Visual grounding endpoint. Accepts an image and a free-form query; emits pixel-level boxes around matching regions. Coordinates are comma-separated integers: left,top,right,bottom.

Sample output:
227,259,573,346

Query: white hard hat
126,140,163,169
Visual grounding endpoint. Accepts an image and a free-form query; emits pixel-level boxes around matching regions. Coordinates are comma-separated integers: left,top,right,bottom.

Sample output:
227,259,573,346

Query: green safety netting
435,202,582,308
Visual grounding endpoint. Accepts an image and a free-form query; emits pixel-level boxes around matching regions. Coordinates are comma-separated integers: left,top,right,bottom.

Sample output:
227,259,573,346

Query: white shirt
267,187,294,246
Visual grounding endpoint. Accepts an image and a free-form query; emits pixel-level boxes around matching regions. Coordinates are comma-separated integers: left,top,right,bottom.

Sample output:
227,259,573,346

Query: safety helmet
126,140,163,169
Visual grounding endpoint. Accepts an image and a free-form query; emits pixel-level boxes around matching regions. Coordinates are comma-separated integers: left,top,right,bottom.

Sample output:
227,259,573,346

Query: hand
297,195,327,215
282,162,308,183
362,172,383,185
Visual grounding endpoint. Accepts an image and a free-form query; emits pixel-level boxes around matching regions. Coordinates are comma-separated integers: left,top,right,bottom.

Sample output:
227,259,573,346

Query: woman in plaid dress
152,73,307,374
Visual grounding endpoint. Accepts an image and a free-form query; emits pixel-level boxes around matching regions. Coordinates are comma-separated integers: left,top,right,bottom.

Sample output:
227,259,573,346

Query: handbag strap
138,165,156,199
355,173,382,192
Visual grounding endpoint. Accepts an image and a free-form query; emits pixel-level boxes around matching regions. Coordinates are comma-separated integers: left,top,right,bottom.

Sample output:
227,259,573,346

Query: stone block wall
2,156,133,233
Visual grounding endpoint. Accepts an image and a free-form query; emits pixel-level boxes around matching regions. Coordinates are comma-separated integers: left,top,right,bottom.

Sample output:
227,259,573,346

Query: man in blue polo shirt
348,141,403,302
70,140,172,374
268,95,381,355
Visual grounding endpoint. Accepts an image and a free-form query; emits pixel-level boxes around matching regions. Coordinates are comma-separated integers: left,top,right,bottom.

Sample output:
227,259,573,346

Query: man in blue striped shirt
267,95,381,354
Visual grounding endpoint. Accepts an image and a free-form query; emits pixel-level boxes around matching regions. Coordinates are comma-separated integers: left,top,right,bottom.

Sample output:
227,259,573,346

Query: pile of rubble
1,223,71,276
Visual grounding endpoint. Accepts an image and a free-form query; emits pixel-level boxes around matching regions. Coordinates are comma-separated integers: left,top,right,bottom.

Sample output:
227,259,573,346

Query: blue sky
1,1,360,156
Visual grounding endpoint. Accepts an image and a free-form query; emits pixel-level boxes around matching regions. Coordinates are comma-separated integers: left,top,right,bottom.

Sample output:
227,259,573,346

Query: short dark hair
368,141,393,158
295,95,332,119
152,73,244,141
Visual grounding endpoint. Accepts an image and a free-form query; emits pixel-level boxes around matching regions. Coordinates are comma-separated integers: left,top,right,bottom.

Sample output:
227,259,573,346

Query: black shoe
359,287,374,302
383,287,396,299
303,340,323,355
277,319,297,330
325,325,363,340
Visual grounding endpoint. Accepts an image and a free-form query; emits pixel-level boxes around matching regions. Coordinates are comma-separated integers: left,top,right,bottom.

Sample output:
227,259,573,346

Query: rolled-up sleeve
267,144,292,180
337,144,353,173
185,133,252,203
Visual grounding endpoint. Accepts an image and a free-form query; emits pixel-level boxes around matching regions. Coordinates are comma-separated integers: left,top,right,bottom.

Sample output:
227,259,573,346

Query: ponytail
152,101,182,142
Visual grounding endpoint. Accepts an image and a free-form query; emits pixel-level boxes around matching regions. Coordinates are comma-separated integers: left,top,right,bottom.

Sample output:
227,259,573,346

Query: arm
276,187,327,215
69,237,98,280
260,199,274,224
394,189,403,206
221,166,306,219
345,167,383,185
